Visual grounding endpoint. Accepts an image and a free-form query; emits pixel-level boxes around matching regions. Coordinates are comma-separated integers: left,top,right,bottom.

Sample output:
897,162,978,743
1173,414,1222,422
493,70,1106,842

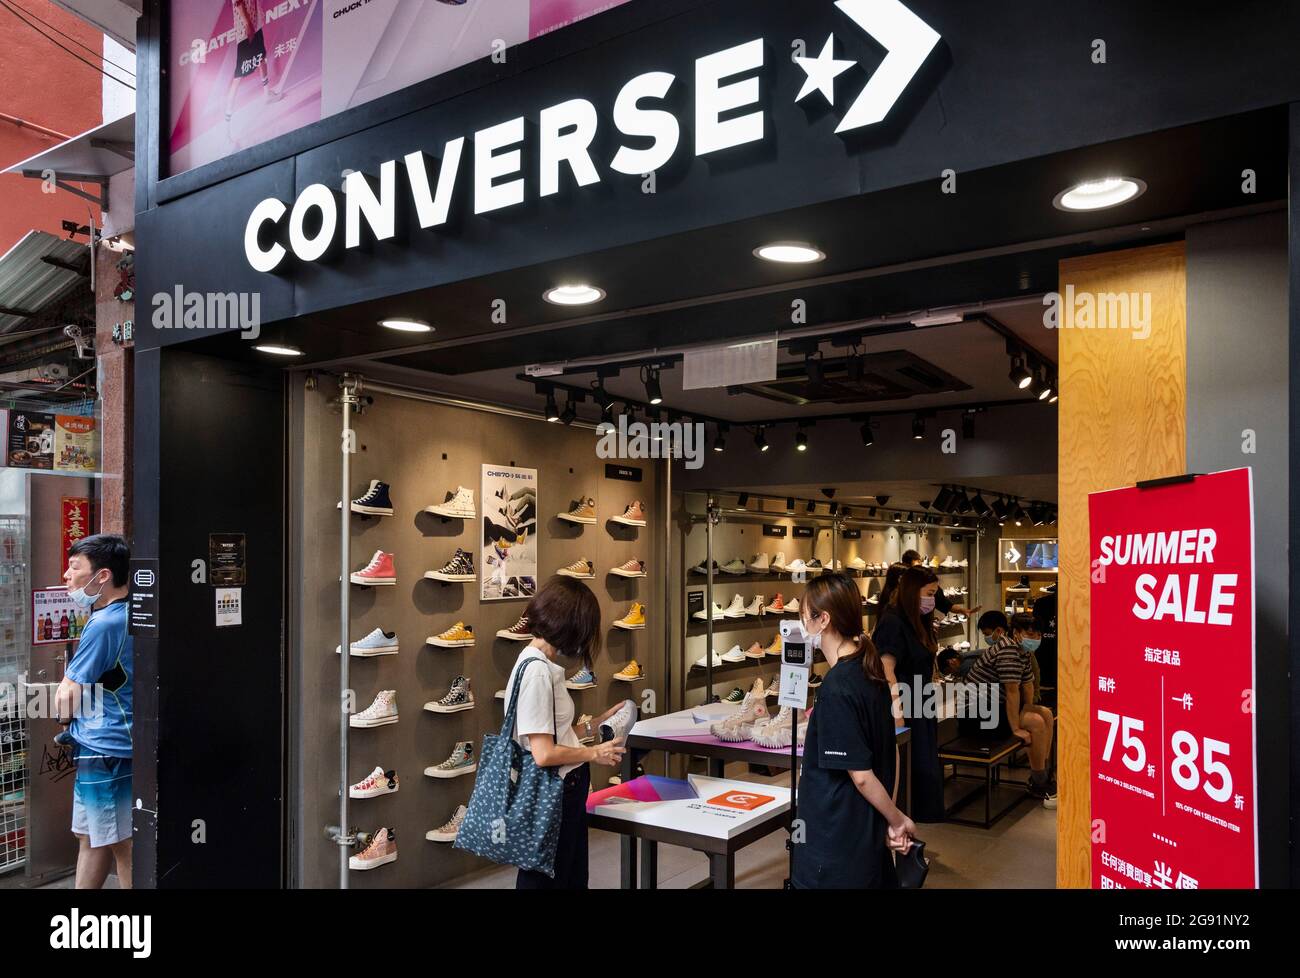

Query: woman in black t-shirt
793,574,916,889
873,565,945,822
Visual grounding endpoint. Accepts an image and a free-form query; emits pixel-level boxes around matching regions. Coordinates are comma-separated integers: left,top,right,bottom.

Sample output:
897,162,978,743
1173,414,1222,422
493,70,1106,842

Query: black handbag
895,839,929,888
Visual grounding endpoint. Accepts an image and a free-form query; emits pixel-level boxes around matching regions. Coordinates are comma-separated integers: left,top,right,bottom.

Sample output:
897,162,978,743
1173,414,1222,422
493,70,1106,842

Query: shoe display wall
301,387,664,890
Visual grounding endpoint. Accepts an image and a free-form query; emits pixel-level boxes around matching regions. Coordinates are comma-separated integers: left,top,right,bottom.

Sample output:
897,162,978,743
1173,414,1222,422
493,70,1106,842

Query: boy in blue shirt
54,534,133,888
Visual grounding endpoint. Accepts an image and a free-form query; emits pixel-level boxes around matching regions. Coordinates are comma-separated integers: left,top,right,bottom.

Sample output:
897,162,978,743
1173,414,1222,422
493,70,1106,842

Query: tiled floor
447,768,1058,890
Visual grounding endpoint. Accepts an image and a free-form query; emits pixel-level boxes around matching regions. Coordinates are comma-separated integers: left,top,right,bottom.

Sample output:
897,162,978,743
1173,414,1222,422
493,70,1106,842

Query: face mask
1020,637,1041,653
68,573,105,611
802,618,823,651
919,595,936,615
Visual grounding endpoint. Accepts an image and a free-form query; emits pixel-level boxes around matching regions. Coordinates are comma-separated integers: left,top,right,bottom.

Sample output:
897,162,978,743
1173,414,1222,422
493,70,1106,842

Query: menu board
7,410,55,469
54,415,98,472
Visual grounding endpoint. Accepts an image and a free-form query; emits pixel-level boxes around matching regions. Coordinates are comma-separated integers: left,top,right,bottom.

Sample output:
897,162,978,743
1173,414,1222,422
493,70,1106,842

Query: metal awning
3,113,134,209
0,230,90,336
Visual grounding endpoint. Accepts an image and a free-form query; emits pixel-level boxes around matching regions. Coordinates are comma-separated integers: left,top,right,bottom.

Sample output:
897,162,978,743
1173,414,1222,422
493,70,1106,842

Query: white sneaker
785,597,801,614
693,602,726,621
351,690,398,727
748,553,770,573
600,699,638,742
723,594,747,618
426,486,475,519
720,558,748,575
786,558,807,574
751,707,809,749
349,766,399,799
771,551,788,572
721,644,747,663
941,555,957,568
958,558,969,568
694,651,725,669
744,595,764,616
848,556,867,571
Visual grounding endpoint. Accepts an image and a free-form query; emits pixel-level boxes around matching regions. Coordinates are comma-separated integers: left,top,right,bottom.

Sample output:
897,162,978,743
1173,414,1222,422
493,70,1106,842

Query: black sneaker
425,548,476,582
343,479,394,516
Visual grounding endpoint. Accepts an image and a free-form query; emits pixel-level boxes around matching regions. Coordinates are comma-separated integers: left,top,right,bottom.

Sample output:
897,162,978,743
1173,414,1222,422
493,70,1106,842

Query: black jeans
516,764,590,889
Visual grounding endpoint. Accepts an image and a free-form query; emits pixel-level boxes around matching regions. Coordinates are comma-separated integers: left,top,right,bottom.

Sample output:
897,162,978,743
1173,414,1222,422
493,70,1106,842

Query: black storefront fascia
131,0,1300,887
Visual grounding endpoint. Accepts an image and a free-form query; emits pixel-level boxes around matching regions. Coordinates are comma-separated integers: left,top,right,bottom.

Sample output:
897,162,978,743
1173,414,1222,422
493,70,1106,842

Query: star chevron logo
795,0,942,132
244,0,944,273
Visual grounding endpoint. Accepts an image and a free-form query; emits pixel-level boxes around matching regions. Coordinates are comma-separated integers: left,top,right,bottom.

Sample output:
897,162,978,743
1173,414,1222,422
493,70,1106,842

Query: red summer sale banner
1089,468,1257,889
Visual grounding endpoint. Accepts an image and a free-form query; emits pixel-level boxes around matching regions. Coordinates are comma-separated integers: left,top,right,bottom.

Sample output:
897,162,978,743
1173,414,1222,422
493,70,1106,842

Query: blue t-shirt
65,599,133,758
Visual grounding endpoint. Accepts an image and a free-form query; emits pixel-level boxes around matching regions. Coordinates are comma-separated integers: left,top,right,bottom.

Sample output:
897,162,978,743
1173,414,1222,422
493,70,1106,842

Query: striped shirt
964,636,1031,703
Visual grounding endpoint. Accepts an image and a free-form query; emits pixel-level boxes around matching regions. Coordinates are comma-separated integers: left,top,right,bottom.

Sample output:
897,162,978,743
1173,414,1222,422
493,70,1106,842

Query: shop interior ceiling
195,107,1284,426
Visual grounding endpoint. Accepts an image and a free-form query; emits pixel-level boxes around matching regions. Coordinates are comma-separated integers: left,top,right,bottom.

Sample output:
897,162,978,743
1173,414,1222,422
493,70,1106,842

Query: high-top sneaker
744,595,765,617
349,766,399,799
426,548,475,582
339,480,394,516
750,706,809,749
349,827,397,870
764,634,782,657
748,553,771,573
610,558,646,578
495,616,534,640
693,601,726,620
426,486,476,519
848,556,867,571
710,680,770,742
350,550,396,586
764,593,786,614
613,603,645,629
425,676,474,713
350,690,399,727
770,551,788,572
723,594,747,618
558,497,597,524
425,741,476,778
690,560,722,576
611,500,647,526
744,641,766,659
426,805,467,843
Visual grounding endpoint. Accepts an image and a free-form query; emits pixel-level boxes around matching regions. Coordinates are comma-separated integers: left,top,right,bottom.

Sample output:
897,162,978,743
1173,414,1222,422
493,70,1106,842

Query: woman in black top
793,574,916,889
873,565,945,822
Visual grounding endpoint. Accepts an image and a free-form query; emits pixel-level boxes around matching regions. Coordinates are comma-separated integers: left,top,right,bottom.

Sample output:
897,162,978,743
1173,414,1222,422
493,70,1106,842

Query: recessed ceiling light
753,241,826,264
380,317,433,333
255,344,303,357
1053,177,1147,212
544,284,605,306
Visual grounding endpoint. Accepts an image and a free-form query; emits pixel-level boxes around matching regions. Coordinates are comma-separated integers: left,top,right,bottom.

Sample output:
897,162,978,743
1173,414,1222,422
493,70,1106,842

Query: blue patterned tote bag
454,657,565,876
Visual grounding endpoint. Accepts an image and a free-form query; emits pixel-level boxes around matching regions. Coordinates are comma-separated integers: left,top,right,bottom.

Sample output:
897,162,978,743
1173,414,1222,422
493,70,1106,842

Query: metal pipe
338,374,360,889
705,497,714,701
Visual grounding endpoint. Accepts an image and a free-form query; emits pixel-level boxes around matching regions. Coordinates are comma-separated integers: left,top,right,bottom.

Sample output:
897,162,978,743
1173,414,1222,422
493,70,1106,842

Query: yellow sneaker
764,634,782,657
613,660,644,682
558,497,597,524
428,622,475,648
613,603,646,630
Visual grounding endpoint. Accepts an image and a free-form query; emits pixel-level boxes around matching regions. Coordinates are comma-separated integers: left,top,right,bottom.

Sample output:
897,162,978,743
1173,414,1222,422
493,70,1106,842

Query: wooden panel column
1057,242,1187,887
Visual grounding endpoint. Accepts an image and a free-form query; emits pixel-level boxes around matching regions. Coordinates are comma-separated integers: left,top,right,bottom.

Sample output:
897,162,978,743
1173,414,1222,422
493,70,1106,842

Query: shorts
71,748,133,848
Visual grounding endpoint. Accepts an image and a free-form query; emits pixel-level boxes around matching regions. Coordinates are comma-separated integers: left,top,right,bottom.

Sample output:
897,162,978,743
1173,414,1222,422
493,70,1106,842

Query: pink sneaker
349,827,397,870
350,550,396,586
609,558,646,578
612,501,647,526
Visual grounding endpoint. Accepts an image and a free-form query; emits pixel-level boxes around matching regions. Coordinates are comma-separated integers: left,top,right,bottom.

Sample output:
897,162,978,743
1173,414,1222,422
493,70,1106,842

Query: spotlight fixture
860,418,874,448
643,366,663,405
806,355,825,392
992,496,1010,521
713,424,728,453
544,389,560,423
868,507,877,518
1012,500,1028,526
893,512,902,522
544,284,606,305
806,500,816,514
961,412,976,440
379,317,434,333
795,427,809,452
254,343,302,357
1048,384,1059,405
737,493,750,509
753,241,826,264
829,502,839,516
1034,368,1054,402
559,397,577,425
841,506,851,519
755,428,770,453
971,492,991,517
933,485,956,512
1053,176,1147,212
912,415,926,440
1009,354,1034,390
786,497,795,513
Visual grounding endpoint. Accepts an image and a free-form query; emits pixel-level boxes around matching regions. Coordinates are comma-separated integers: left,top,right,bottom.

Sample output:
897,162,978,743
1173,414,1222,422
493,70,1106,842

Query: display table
604,705,913,887
586,774,791,889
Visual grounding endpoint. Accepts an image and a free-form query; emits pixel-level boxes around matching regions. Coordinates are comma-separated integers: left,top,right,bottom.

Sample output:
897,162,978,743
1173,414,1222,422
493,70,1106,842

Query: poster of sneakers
480,464,537,601
169,0,631,174
999,537,1059,573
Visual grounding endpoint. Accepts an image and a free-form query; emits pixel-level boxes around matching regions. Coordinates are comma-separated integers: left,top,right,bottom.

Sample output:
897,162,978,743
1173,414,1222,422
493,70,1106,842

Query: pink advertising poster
169,0,633,175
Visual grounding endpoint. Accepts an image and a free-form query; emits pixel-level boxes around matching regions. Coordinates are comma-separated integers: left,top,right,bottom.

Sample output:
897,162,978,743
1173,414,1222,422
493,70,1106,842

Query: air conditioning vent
740,350,971,406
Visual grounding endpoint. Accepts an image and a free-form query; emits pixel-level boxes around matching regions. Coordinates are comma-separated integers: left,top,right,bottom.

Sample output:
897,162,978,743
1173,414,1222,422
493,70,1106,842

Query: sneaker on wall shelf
557,558,595,579
612,660,644,682
610,559,646,578
611,500,647,526
350,550,396,586
339,480,394,517
427,622,475,648
425,486,476,520
337,627,399,656
426,805,467,843
350,690,399,728
424,676,475,713
424,741,476,779
349,766,399,799
748,553,770,573
565,668,597,690
349,828,397,870
558,497,597,525
425,548,475,583
496,616,534,641
613,603,646,629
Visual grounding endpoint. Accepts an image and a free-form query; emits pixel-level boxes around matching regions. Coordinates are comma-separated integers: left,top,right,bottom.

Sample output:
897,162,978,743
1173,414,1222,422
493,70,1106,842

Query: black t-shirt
1033,593,1058,689
935,589,953,615
792,657,897,889
872,606,936,685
